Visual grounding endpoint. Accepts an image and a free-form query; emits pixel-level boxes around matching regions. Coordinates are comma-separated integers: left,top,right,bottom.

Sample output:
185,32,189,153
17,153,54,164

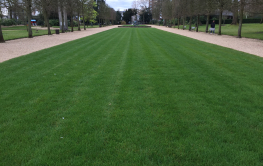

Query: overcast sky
106,0,134,11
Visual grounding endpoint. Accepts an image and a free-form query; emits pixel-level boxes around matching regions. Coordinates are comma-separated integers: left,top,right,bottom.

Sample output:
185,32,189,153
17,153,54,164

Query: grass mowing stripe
0,29,132,165
0,30,120,101
1,28,263,165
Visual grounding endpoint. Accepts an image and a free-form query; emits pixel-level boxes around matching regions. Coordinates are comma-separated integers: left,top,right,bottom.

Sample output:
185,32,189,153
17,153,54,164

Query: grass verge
173,23,263,40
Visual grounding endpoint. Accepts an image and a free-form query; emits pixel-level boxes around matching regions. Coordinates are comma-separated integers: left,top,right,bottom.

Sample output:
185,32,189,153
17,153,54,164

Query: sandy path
151,25,263,58
1,25,263,63
0,25,118,63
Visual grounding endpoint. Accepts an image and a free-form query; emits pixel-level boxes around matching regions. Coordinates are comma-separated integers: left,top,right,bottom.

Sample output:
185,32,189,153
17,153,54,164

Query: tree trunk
9,8,13,19
238,2,244,38
58,5,63,31
189,16,192,31
178,16,180,29
71,15,74,32
63,8,68,31
26,0,33,38
196,15,199,32
78,13,81,31
232,0,238,25
61,10,65,33
183,17,185,30
218,10,222,35
83,16,86,30
47,17,51,35
0,24,5,43
205,14,209,33
43,11,51,35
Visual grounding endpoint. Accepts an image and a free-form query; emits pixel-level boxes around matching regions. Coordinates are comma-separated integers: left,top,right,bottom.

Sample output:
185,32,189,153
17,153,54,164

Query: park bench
209,28,215,33
191,27,195,30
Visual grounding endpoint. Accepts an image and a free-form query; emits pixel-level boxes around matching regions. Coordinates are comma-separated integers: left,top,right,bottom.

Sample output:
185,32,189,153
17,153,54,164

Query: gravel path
0,25,118,63
151,25,263,58
1,25,262,63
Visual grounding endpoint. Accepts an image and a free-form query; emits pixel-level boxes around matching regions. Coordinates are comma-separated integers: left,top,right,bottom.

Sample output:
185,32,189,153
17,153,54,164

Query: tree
186,0,194,31
162,0,172,26
138,0,148,23
0,0,5,43
123,9,136,24
216,0,231,35
139,7,151,23
65,0,77,32
247,0,263,23
34,0,56,35
231,0,238,25
116,10,121,24
58,0,68,32
152,0,162,24
80,0,89,30
204,0,217,33
23,0,33,38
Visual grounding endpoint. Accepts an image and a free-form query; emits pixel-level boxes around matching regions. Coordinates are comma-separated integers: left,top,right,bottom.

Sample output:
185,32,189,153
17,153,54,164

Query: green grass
2,25,100,41
2,25,29,30
2,29,58,41
121,25,147,26
175,23,263,40
52,25,100,30
1,28,263,165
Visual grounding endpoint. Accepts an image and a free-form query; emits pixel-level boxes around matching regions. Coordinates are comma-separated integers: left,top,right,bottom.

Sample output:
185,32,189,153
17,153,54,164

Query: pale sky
106,0,134,11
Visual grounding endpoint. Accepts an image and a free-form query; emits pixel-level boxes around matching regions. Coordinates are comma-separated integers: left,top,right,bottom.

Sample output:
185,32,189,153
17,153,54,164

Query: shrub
49,19,59,26
1,19,16,26
121,21,126,25
37,19,44,26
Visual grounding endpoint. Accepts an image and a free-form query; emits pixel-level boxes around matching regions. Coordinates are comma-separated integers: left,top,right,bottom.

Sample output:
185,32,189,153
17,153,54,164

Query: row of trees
151,0,263,38
0,0,117,43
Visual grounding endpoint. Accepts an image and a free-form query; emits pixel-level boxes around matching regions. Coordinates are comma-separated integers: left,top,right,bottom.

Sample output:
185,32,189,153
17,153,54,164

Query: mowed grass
1,28,263,165
176,23,263,40
2,26,58,41
52,25,100,30
2,25,100,41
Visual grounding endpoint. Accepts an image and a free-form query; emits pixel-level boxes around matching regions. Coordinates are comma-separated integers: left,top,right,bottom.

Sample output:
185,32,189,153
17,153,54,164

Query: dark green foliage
139,7,152,23
116,11,122,24
1,28,263,165
1,19,16,26
123,9,136,24
49,19,60,26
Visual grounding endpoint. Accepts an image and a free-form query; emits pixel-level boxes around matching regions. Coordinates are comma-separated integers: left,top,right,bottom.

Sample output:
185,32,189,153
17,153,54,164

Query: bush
121,21,126,25
37,19,44,26
49,19,59,26
242,19,261,23
1,19,16,26
74,21,78,27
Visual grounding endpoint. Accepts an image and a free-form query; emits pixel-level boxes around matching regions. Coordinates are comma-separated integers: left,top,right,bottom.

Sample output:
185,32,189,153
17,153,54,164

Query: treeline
151,0,263,37
0,0,117,43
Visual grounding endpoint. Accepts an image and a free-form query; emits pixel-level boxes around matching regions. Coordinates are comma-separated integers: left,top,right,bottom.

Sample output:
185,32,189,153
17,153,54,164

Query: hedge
201,19,262,24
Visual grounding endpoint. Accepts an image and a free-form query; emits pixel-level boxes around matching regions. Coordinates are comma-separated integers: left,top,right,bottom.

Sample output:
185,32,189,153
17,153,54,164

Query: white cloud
106,0,134,11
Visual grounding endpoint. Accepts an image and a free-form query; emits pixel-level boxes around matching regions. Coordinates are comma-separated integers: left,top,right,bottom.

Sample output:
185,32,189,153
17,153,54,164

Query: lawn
52,25,100,30
174,23,263,40
2,29,58,41
1,28,263,165
2,25,100,41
